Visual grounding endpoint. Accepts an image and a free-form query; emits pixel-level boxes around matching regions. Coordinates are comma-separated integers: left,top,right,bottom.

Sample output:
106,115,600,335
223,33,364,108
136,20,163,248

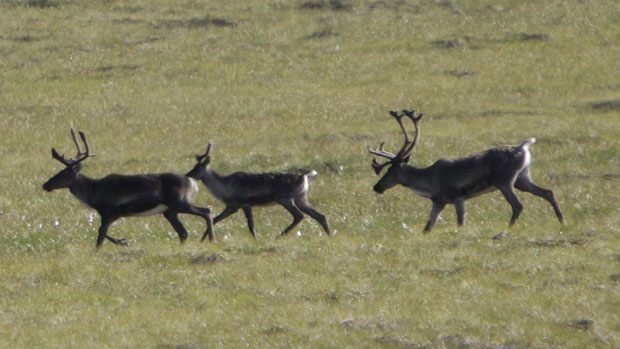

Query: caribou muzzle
373,183,386,194
42,182,53,192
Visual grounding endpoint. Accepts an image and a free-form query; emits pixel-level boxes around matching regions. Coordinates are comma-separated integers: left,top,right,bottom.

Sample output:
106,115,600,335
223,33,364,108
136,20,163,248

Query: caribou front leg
241,205,257,239
97,215,127,248
454,197,465,226
423,200,446,234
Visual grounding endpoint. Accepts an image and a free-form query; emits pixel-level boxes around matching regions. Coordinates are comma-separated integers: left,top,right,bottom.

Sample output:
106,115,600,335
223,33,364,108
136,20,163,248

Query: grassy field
1,0,619,347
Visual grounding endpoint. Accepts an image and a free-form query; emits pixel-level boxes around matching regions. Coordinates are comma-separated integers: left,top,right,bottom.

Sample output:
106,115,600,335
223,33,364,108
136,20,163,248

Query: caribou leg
295,197,331,236
278,199,304,236
96,215,127,248
163,210,189,243
454,197,466,226
241,205,257,239
213,206,239,225
424,200,446,233
514,169,564,223
497,184,524,226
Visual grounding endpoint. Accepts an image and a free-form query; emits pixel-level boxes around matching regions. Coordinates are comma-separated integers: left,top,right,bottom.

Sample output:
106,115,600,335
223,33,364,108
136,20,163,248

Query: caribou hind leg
294,197,331,236
163,210,190,243
454,197,466,226
278,199,304,236
241,205,257,239
170,203,214,242
496,184,524,226
514,169,564,223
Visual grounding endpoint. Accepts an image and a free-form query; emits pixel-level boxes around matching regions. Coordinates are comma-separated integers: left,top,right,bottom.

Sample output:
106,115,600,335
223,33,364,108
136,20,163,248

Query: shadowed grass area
1,0,619,347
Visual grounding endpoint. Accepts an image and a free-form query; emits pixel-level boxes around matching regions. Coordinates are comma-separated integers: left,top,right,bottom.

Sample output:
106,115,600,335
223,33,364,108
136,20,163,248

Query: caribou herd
43,109,564,248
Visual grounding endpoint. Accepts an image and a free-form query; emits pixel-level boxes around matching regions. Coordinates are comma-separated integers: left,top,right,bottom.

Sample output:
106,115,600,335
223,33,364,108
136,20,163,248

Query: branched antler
51,129,95,167
367,109,424,174
367,141,396,159
399,109,423,159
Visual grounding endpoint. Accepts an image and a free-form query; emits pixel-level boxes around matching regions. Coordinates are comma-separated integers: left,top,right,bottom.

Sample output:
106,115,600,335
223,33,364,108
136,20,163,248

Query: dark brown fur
43,130,213,248
369,110,563,233
186,141,331,238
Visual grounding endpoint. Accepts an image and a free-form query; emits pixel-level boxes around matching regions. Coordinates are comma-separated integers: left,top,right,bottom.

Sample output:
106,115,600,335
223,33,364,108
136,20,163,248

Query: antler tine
77,130,95,160
389,110,411,144
69,129,95,163
196,140,213,161
387,110,416,160
51,148,72,166
70,128,83,159
371,158,391,175
367,141,397,159
401,109,423,158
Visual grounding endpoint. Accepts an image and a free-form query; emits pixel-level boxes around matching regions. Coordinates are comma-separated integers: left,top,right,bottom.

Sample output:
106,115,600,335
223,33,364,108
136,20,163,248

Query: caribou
367,109,564,233
42,129,213,248
185,141,331,238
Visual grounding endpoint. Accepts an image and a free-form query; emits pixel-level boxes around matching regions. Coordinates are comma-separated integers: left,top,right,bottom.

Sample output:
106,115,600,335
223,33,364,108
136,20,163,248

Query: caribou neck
69,173,97,208
200,167,228,200
399,165,434,198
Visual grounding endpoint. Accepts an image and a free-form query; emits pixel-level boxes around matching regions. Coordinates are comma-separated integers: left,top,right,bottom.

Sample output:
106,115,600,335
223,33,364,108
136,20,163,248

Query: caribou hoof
117,238,129,246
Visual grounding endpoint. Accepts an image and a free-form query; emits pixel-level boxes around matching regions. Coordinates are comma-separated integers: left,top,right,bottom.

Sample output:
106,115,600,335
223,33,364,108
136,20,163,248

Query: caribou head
367,109,423,193
43,129,95,192
185,140,213,179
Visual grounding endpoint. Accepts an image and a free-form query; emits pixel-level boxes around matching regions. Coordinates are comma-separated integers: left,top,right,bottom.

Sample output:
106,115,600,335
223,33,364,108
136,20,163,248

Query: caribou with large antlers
368,109,564,233
43,129,213,248
185,141,331,238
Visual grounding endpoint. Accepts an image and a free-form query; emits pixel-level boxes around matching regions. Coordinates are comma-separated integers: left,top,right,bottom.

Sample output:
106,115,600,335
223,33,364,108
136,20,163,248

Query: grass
1,0,619,347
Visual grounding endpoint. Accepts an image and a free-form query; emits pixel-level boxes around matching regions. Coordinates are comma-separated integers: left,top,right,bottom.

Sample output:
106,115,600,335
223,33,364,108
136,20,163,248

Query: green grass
1,0,619,347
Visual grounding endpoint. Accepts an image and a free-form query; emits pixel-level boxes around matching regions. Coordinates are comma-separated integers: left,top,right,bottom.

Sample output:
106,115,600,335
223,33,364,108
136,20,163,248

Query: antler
196,140,213,162
370,158,391,175
51,129,95,166
71,129,94,163
367,141,397,174
367,109,424,174
367,141,395,159
399,109,423,159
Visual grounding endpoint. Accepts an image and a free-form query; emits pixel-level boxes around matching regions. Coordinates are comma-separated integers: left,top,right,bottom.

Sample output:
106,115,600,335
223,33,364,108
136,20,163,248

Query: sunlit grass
1,0,619,347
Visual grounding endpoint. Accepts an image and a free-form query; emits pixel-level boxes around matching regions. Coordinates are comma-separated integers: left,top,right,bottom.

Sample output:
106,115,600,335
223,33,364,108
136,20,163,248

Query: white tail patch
187,178,200,201
520,137,536,150
301,177,310,194
521,138,535,169
306,170,318,178
300,170,317,195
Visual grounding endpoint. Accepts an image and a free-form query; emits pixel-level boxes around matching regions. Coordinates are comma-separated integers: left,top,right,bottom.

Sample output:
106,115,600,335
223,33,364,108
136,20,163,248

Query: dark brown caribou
43,129,213,248
367,109,564,233
186,141,331,238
